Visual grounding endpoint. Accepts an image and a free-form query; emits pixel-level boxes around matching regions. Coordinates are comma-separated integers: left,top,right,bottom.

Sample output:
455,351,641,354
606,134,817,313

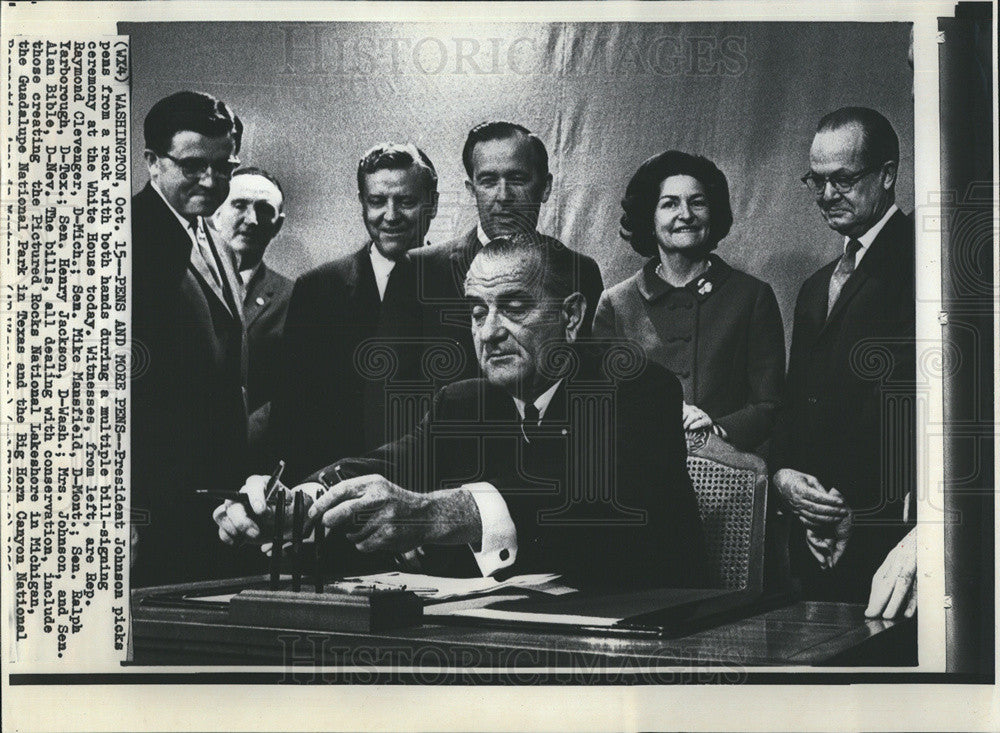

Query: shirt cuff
463,482,517,577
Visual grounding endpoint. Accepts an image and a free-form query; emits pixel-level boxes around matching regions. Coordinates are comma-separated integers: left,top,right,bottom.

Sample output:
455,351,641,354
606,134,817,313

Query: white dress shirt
369,243,397,301
476,222,491,247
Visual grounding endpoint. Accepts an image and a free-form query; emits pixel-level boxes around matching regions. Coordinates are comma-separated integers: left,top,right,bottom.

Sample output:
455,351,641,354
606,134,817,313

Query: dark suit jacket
244,264,293,413
312,351,708,590
410,227,605,381
770,209,916,602
131,183,250,586
269,244,430,484
594,255,785,452
244,264,293,463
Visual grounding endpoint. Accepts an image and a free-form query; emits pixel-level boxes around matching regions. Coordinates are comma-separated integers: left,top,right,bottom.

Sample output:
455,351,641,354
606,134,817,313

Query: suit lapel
818,210,907,337
187,221,241,321
211,225,245,322
187,237,228,310
351,244,382,313
243,266,275,328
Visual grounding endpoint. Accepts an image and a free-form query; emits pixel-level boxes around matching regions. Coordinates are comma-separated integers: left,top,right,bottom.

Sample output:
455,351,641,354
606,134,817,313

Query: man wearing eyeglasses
131,91,251,585
770,107,916,613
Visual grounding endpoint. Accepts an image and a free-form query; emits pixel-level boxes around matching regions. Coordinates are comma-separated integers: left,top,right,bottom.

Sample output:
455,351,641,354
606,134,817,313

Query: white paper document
338,571,575,601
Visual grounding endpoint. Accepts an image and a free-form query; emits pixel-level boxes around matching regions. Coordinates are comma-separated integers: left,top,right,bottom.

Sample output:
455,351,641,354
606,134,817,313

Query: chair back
685,431,768,591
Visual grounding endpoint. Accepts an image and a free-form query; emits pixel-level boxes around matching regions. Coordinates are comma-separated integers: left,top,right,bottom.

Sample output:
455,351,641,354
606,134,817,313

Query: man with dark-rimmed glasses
770,107,916,614
131,91,251,585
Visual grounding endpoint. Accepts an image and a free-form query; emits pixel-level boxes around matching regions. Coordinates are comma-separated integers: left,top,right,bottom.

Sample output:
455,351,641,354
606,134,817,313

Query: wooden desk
131,579,915,669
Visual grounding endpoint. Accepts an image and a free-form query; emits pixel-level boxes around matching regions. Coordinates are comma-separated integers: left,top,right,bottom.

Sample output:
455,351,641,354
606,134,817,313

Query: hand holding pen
212,461,325,546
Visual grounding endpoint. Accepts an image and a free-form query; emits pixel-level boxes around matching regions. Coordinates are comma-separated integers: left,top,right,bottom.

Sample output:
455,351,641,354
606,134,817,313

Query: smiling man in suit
210,166,293,461
269,143,439,485
131,91,249,585
770,107,916,608
412,121,604,380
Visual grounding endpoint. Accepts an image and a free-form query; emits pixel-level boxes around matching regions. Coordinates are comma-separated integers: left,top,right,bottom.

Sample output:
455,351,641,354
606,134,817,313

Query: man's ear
539,173,553,205
464,177,475,199
561,292,586,343
427,190,440,223
880,161,898,191
272,212,285,237
143,149,159,173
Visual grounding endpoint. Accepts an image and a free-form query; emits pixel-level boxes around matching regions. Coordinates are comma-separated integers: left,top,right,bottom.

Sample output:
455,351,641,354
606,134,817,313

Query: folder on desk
431,585,790,638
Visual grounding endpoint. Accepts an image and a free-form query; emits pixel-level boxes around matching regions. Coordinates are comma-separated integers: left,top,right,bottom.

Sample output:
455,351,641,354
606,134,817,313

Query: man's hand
307,474,481,554
773,468,849,528
804,492,853,569
212,475,321,546
865,528,917,619
683,403,713,431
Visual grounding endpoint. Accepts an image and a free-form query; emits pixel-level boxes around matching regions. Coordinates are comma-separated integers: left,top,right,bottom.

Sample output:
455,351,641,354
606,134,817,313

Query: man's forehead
465,253,544,294
810,124,866,167
472,135,534,169
363,166,429,194
229,175,281,203
168,130,235,156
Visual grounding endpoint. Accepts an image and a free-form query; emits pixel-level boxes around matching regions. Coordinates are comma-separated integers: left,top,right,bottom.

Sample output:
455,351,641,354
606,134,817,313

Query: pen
290,490,304,592
195,490,262,519
314,520,325,593
270,487,286,590
197,459,284,514
263,459,286,503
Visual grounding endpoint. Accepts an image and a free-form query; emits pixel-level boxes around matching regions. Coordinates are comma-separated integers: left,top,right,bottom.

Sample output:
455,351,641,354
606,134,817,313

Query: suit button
499,549,510,561
807,396,818,405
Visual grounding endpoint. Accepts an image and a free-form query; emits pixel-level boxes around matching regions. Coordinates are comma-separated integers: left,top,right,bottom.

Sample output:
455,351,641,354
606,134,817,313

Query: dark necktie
827,238,863,316
521,402,541,443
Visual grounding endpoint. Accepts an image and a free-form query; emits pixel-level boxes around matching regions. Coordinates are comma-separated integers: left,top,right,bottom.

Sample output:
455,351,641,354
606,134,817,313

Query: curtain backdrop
124,21,913,350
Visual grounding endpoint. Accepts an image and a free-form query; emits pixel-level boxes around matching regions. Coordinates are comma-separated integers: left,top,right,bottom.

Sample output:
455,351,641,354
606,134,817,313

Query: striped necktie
827,238,862,316
195,221,239,316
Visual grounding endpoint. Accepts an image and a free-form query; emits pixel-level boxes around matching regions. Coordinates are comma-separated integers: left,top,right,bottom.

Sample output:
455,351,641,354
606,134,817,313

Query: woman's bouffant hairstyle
619,150,733,257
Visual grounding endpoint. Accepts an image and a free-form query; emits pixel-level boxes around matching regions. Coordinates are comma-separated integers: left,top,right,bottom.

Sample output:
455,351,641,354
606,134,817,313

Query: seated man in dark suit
268,143,440,484
216,235,707,589
210,166,293,464
412,121,604,380
770,107,916,608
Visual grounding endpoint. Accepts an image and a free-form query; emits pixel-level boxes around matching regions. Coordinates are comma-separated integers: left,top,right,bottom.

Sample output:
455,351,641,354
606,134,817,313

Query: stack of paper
335,571,576,601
